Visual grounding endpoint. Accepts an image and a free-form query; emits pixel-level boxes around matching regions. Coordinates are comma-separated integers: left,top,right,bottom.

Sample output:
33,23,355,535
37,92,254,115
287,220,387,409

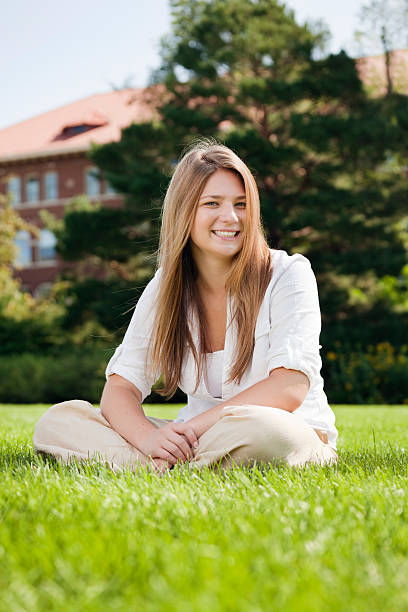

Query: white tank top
205,350,224,398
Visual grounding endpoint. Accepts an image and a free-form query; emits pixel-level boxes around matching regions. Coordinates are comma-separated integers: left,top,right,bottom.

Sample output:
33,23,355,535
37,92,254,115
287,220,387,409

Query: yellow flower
327,351,337,361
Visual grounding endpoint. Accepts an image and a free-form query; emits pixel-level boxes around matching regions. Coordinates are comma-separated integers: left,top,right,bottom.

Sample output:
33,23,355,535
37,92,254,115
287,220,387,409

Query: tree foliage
0,196,68,354
54,0,408,349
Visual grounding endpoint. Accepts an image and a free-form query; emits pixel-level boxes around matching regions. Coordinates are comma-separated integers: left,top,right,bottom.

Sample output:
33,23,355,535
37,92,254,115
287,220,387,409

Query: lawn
1,403,408,612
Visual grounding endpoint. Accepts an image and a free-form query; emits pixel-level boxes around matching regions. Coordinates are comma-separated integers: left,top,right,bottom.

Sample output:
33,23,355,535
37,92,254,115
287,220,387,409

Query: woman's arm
186,367,310,438
101,374,199,465
100,374,157,448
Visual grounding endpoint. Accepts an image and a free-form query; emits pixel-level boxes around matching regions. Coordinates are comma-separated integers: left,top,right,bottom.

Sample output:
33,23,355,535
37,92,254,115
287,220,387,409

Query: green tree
0,196,67,354
0,195,38,318
55,0,408,350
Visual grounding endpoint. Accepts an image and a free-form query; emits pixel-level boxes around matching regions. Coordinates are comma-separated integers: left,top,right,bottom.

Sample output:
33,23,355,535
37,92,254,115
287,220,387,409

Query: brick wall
0,152,124,295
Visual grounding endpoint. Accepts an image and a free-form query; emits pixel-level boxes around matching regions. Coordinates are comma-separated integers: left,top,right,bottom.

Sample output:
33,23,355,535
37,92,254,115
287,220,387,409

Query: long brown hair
146,137,272,398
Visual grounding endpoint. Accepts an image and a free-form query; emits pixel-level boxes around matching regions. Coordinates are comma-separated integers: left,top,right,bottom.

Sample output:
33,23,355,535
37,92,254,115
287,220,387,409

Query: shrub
0,347,108,404
322,342,408,404
5,341,406,406
0,347,187,405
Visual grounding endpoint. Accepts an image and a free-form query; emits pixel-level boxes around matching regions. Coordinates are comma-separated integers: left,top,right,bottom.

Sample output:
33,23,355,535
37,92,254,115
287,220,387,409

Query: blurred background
1,0,407,406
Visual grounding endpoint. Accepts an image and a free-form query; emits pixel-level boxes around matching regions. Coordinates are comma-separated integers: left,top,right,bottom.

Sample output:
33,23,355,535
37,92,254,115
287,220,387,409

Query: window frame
44,171,59,201
84,166,101,197
7,175,22,206
25,174,40,203
14,230,33,267
37,229,57,262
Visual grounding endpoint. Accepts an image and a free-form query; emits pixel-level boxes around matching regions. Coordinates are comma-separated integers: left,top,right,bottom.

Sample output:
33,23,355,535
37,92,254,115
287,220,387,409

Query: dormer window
53,111,108,141
60,124,96,138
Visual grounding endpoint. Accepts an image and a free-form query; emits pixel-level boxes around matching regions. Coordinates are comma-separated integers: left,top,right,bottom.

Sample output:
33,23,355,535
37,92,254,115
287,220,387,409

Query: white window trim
11,193,123,210
43,171,59,201
84,165,101,197
7,175,22,206
37,229,58,262
25,173,41,204
14,259,58,270
13,230,34,267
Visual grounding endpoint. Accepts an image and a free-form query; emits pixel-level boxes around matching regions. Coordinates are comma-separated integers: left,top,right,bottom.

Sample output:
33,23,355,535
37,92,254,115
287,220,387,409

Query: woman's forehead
201,169,245,198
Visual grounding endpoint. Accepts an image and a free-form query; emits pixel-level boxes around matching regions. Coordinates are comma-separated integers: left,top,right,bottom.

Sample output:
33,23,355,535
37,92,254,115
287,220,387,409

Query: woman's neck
193,254,231,297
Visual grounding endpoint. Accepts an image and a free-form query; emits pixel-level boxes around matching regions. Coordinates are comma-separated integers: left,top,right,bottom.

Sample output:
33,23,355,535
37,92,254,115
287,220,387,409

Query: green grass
1,404,408,612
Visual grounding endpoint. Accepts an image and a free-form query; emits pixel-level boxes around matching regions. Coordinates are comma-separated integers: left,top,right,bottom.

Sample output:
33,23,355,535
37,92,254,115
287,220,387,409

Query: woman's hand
138,422,199,467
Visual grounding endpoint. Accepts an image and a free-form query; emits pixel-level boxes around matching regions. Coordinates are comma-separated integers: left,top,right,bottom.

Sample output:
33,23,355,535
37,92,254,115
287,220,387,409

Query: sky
1,0,367,130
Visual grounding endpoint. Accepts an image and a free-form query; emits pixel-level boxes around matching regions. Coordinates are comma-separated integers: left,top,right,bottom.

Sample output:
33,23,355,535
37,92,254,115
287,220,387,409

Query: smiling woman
33,136,338,474
190,168,247,272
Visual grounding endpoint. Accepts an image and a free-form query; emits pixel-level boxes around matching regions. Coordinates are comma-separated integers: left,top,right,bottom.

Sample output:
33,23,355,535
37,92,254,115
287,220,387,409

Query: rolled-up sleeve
105,269,162,402
266,255,323,387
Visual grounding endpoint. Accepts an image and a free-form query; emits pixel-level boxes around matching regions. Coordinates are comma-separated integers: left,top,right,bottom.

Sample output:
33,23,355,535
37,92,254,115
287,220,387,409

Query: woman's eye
204,201,246,207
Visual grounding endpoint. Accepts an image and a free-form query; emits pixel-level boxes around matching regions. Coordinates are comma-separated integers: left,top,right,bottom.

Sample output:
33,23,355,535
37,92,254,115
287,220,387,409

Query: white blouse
105,249,339,450
205,350,224,399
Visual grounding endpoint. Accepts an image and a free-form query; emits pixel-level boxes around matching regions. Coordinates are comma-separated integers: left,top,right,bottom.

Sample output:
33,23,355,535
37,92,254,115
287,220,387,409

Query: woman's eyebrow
200,194,246,200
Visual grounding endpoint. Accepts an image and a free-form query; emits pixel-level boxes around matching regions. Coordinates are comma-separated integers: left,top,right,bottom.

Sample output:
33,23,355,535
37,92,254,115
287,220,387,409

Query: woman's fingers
157,450,178,466
161,439,188,463
172,424,199,449
169,431,193,459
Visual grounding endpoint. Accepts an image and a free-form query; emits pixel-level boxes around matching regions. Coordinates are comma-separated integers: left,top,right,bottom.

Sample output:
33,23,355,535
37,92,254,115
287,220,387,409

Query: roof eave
0,144,91,165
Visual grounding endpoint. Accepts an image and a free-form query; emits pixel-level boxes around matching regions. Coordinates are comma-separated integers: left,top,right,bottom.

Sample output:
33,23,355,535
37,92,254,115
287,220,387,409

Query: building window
38,229,57,261
61,125,95,138
26,176,40,203
7,176,21,206
44,171,58,200
85,167,101,196
14,230,32,267
105,180,117,195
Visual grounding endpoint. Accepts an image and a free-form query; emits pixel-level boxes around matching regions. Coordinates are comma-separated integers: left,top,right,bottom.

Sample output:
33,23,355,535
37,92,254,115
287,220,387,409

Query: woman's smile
211,230,241,241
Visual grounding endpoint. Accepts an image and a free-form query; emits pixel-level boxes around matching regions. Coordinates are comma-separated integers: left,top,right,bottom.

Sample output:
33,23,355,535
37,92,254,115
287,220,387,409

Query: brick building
1,50,407,297
0,88,157,296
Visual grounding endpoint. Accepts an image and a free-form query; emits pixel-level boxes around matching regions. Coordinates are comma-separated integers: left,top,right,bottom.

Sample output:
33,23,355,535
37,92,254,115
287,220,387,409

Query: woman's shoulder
269,248,313,275
257,250,318,319
143,266,163,291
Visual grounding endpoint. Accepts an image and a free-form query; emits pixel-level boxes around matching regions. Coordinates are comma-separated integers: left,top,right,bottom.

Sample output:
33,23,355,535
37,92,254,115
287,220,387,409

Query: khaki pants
33,400,338,473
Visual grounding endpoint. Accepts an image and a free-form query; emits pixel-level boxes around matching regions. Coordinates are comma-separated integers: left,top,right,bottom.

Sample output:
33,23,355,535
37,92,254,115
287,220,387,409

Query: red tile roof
1,51,406,163
0,88,160,162
355,48,408,97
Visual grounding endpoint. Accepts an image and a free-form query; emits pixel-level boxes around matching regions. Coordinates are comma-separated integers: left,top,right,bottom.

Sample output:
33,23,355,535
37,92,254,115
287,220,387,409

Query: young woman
33,138,339,474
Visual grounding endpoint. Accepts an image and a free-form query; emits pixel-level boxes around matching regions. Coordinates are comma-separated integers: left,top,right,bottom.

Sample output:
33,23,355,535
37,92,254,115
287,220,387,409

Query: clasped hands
137,422,200,474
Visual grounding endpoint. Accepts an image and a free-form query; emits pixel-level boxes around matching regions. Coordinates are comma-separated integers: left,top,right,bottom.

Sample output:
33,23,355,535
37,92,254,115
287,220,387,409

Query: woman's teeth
212,230,239,238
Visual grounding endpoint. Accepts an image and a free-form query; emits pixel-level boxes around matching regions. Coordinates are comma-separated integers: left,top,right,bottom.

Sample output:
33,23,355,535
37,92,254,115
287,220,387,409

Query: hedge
1,342,407,405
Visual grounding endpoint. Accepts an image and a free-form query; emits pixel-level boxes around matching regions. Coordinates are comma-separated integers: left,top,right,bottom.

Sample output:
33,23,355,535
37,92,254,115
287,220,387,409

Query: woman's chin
210,244,243,258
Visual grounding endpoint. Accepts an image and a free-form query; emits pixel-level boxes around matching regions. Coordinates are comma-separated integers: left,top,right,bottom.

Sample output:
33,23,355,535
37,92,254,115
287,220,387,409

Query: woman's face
190,168,247,263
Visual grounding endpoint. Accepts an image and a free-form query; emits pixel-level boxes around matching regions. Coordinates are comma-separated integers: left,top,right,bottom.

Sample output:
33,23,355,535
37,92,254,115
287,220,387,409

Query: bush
6,341,406,407
0,347,187,405
0,347,109,404
322,342,408,404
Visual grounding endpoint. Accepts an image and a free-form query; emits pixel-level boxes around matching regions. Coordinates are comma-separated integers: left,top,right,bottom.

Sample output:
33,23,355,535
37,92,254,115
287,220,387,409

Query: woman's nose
218,204,239,222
